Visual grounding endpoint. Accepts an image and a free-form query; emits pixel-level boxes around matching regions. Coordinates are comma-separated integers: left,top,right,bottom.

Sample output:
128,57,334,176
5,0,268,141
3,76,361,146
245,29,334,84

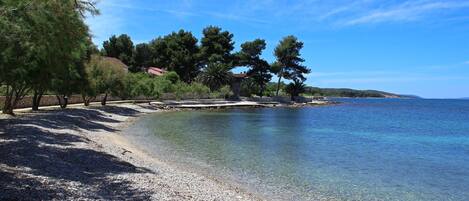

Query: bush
162,71,180,84
264,82,284,97
120,73,172,99
285,81,306,100
172,82,210,100
211,85,233,99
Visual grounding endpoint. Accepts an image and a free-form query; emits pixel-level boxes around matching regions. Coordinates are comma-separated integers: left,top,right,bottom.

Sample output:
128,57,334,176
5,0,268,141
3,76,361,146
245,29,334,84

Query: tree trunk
2,95,14,115
101,93,108,106
276,76,282,96
63,96,68,108
82,95,91,106
2,85,27,115
275,69,283,96
32,90,43,111
56,95,68,109
259,84,265,98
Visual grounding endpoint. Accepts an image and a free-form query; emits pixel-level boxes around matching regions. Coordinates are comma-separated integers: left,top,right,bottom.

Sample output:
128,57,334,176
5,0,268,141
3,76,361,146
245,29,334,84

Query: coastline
0,103,264,200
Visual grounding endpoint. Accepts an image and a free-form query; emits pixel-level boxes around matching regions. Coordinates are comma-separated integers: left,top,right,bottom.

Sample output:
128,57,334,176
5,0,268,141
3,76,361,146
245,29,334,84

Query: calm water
126,99,469,200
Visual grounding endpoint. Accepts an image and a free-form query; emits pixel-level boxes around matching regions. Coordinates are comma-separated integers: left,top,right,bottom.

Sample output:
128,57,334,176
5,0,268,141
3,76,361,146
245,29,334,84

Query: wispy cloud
101,1,269,24
341,1,469,26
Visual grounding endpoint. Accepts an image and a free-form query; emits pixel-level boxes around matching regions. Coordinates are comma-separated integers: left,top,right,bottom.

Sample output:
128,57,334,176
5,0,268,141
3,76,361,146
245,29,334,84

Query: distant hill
304,87,420,98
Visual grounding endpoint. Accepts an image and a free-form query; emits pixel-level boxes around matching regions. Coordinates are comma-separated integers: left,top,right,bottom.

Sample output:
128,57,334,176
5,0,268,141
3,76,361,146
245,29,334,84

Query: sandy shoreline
0,103,263,200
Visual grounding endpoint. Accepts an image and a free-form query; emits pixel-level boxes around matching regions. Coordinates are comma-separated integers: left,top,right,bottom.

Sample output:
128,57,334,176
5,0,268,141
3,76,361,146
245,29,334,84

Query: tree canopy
0,0,92,113
196,63,233,91
156,30,200,82
82,55,127,106
199,26,235,65
274,35,310,96
238,39,272,97
102,34,135,71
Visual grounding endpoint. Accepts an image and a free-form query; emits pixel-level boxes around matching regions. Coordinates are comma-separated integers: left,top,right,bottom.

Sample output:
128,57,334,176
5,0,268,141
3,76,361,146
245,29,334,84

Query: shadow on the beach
0,106,154,200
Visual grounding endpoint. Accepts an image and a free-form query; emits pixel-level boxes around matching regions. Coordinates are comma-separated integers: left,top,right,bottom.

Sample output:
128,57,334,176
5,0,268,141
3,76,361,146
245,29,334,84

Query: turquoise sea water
126,99,469,200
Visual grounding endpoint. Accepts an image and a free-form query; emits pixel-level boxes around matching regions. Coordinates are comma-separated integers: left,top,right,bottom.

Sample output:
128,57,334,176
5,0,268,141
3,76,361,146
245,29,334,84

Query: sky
85,0,469,98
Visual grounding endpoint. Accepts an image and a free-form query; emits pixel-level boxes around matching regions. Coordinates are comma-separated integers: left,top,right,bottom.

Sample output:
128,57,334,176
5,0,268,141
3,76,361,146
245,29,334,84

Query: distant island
305,87,420,98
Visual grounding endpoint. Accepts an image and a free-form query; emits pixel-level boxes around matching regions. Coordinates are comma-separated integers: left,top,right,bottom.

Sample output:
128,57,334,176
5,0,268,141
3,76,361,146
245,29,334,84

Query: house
147,67,167,76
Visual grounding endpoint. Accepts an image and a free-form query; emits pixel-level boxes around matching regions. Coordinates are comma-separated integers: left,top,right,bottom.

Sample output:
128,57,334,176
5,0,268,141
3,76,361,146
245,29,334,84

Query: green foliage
239,78,259,97
143,30,201,82
238,39,272,96
266,82,286,96
0,85,6,94
200,26,235,65
74,0,100,17
162,71,180,84
274,35,310,95
134,43,152,68
120,73,173,99
82,55,127,101
214,85,233,99
0,0,92,113
285,81,306,100
172,82,210,100
163,30,200,82
196,63,233,91
304,87,399,98
102,34,135,70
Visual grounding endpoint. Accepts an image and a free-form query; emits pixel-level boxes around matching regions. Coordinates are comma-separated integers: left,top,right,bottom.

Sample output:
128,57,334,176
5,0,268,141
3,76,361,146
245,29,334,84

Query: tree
0,0,91,114
196,63,233,91
146,30,201,82
285,80,306,101
0,1,35,114
199,26,235,66
74,0,100,17
82,55,127,106
134,43,152,69
164,30,201,82
148,37,169,68
102,34,135,71
274,35,310,96
238,39,272,97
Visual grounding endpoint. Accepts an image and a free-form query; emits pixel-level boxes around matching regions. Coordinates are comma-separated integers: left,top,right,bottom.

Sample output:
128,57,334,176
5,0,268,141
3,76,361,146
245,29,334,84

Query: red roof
147,67,167,76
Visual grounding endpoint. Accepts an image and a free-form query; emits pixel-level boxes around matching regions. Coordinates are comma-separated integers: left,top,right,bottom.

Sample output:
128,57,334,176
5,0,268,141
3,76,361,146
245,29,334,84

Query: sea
125,98,469,200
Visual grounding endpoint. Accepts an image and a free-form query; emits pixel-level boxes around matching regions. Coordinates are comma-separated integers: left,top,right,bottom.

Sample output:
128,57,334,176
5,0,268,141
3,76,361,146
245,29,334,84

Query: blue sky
86,0,469,98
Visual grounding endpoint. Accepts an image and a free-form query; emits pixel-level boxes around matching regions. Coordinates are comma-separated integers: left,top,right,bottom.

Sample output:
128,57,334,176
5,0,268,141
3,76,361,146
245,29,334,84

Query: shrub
162,71,180,84
120,73,168,99
172,82,210,100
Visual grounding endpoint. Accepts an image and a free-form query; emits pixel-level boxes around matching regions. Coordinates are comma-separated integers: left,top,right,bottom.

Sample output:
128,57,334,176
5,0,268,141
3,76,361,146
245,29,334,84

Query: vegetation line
1,1,314,115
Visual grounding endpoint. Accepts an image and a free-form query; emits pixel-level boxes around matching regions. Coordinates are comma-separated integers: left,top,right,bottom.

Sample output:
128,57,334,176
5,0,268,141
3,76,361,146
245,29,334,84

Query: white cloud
342,1,469,26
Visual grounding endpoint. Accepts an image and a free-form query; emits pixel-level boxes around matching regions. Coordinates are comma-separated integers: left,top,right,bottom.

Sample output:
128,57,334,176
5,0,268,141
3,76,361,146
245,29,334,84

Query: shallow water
126,99,469,200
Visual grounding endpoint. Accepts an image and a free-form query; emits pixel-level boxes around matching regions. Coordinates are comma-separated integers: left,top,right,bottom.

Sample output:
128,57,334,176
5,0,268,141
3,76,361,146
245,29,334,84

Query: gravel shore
0,103,263,200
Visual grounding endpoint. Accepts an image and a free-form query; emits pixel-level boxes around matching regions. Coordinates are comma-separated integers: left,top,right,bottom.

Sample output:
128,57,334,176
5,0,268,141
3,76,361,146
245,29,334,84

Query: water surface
126,99,469,200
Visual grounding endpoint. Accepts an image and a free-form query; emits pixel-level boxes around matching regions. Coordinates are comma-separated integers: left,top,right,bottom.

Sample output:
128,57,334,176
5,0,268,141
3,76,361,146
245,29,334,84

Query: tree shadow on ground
0,106,154,200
